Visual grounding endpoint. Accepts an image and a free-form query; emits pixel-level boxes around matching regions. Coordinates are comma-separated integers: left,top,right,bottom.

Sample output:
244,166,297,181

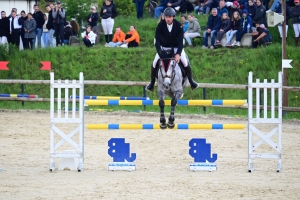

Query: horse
157,57,188,129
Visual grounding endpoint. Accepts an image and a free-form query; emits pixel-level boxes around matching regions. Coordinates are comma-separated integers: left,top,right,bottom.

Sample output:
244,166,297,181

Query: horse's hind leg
167,92,181,129
158,91,167,130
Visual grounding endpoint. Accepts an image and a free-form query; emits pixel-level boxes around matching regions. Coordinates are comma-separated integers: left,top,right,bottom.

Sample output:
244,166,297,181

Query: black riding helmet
163,7,176,17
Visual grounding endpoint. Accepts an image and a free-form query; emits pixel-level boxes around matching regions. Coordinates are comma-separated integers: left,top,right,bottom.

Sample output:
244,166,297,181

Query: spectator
202,8,221,49
181,14,189,32
63,22,73,45
18,10,28,49
217,0,228,16
158,13,165,23
24,13,36,50
234,9,253,46
252,26,272,48
121,25,140,48
42,14,48,47
45,5,54,47
9,11,22,47
33,4,45,48
167,0,182,11
194,0,205,14
247,0,256,21
253,0,267,28
215,12,230,46
198,0,209,15
204,0,219,15
8,8,17,18
0,11,10,45
81,25,96,47
266,0,280,12
263,0,270,10
225,11,242,46
70,20,79,36
108,26,125,47
100,0,118,47
154,0,168,19
87,6,99,28
276,0,291,40
177,0,194,13
228,1,242,19
291,0,300,47
52,1,66,46
134,0,146,19
184,13,201,48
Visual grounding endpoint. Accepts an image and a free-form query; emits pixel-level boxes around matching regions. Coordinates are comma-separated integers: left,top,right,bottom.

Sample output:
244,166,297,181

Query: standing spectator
247,0,257,21
234,9,253,46
33,4,45,48
0,11,10,45
53,1,66,46
24,13,36,50
217,0,228,16
202,8,221,49
100,0,118,47
228,1,242,19
215,12,230,46
121,25,140,48
18,11,28,49
253,0,267,27
134,0,146,19
87,6,99,28
9,11,22,47
70,20,80,36
81,25,96,47
42,14,49,47
63,22,73,45
181,14,189,32
154,0,168,18
184,13,201,48
8,8,17,18
225,11,242,46
252,26,272,47
108,26,125,47
291,0,300,47
276,0,291,40
45,5,54,47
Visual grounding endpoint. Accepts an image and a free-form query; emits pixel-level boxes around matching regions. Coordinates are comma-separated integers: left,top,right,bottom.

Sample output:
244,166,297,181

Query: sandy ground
0,110,300,200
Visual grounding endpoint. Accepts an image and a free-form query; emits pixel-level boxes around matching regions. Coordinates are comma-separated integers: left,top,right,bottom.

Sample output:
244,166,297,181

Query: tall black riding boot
295,37,299,47
185,65,199,90
108,34,113,42
145,65,156,92
105,34,108,43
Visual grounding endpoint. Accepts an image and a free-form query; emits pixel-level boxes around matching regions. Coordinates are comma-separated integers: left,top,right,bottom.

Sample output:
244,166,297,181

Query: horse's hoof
160,124,167,130
167,123,175,129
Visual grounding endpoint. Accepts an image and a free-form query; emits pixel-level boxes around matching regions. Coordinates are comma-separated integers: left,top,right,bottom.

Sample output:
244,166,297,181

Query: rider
146,7,199,92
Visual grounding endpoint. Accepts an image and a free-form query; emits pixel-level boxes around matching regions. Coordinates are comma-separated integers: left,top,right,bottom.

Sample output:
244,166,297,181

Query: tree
62,0,93,25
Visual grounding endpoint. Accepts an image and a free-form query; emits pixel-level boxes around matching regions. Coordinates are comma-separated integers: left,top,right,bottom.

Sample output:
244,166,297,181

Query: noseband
160,59,176,84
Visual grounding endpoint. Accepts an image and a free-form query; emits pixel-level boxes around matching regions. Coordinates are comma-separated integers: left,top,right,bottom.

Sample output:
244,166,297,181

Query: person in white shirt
81,25,96,47
9,11,22,47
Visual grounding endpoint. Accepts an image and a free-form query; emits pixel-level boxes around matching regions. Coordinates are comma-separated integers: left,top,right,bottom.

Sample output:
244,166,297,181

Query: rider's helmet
163,7,176,17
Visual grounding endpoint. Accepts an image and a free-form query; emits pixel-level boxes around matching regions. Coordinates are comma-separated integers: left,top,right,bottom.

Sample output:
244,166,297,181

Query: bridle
159,58,176,84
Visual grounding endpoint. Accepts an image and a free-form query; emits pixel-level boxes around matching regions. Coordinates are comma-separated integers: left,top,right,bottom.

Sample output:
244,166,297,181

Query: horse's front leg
158,90,167,130
167,92,181,129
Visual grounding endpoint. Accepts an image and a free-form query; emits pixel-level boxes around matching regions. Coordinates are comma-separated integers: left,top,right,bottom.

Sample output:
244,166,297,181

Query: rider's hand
175,54,180,63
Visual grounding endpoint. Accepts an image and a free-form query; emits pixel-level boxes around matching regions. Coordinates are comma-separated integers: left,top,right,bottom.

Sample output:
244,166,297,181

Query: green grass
0,16,299,119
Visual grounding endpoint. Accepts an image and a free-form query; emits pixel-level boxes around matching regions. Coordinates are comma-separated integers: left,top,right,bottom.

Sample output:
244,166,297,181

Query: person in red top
108,26,125,47
121,25,140,48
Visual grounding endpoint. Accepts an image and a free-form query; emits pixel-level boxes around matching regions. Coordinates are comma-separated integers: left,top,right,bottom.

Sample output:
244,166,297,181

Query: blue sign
108,138,136,162
189,138,217,163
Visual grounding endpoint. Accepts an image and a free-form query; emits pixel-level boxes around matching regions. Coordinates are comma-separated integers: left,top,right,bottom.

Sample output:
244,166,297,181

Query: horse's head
159,58,177,90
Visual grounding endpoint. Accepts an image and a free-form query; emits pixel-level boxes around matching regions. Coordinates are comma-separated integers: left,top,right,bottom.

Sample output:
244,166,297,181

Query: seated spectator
202,8,221,49
167,0,182,11
154,0,168,19
225,11,242,46
291,0,300,47
252,26,272,48
267,0,280,12
70,20,80,36
181,14,189,32
203,0,219,15
194,0,205,14
228,1,242,19
247,0,257,21
234,9,252,46
64,22,73,45
215,12,230,46
81,25,96,47
217,0,228,16
198,0,209,15
24,13,36,50
108,26,125,47
275,0,291,39
177,0,194,13
184,13,201,48
121,25,140,48
253,0,267,28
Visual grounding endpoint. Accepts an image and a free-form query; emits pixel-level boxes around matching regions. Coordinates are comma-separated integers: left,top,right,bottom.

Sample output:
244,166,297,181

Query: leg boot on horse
185,64,199,90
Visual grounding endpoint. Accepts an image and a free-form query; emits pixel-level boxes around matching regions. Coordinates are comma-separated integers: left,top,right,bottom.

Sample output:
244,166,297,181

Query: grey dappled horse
157,58,188,129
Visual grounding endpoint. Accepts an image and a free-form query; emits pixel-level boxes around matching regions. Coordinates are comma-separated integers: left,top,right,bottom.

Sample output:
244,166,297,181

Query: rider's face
165,16,174,25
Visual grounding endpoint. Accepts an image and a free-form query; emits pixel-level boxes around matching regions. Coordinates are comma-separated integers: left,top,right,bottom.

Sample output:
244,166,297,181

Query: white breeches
152,47,188,68
101,18,114,35
278,25,288,38
293,24,300,37
0,36,7,44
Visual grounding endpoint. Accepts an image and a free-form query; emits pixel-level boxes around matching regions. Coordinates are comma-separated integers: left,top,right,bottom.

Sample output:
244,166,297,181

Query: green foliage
98,0,137,17
63,0,93,24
